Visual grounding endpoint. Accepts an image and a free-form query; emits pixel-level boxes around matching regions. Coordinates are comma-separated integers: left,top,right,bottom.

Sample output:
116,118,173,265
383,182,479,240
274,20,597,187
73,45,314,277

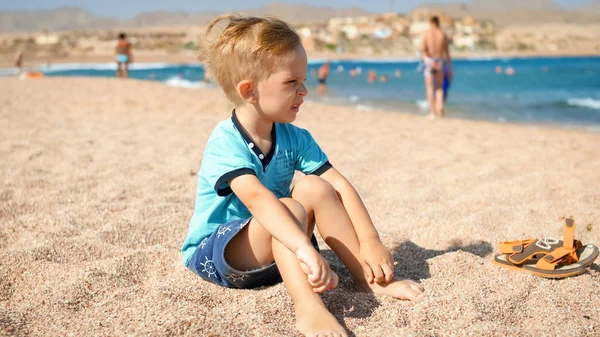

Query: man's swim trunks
116,54,129,63
423,57,444,77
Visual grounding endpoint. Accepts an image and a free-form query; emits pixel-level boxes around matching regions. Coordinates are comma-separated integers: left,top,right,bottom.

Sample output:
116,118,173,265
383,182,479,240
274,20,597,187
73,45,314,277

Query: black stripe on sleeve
309,161,333,176
214,168,256,196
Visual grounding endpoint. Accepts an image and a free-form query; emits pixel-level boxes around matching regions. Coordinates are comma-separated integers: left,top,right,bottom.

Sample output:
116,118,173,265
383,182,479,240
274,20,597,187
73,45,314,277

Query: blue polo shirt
181,111,332,266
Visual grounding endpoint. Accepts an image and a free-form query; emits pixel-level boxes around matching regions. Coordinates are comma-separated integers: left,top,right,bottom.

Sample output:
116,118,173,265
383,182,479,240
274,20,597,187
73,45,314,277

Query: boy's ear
236,80,258,104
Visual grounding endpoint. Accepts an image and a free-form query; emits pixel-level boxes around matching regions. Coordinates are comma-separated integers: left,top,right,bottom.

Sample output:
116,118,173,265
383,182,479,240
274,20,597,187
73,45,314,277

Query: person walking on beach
182,14,425,337
115,32,133,78
317,62,330,95
421,16,452,118
14,44,25,76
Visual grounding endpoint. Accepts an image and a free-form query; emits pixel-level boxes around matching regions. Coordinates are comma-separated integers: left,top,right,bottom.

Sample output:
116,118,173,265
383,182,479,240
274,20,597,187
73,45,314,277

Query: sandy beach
1,77,599,336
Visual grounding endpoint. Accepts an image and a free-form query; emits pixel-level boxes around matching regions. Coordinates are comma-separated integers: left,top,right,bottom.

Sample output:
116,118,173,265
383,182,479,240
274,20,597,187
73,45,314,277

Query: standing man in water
115,33,133,78
421,16,452,118
317,62,330,95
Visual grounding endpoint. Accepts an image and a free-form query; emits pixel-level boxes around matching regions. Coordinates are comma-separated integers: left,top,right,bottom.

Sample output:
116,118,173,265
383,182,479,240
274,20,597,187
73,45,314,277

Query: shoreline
1,49,599,69
3,70,598,134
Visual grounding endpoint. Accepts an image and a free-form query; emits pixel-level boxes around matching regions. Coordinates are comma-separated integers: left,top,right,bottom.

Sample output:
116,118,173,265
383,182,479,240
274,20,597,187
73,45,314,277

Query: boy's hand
295,243,338,293
359,239,395,284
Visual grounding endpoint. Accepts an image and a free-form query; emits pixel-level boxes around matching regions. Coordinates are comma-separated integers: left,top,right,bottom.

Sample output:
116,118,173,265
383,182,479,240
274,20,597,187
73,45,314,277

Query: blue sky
0,0,591,19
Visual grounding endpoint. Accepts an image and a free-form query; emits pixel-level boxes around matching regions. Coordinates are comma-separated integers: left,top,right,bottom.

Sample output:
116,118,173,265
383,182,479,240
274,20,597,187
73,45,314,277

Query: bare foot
295,301,348,337
356,278,426,302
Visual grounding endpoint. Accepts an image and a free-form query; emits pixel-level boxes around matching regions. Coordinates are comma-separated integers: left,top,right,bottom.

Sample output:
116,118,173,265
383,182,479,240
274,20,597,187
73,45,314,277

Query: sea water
4,56,599,131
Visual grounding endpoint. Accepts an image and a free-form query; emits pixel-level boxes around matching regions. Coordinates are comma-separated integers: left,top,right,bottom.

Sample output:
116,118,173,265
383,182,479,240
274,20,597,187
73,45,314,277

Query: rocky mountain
413,0,600,26
0,7,117,33
581,0,600,12
468,0,561,11
0,3,373,33
1,1,599,33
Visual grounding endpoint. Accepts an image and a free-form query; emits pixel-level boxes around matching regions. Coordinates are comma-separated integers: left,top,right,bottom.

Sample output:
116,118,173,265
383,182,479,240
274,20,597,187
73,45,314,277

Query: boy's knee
293,175,336,200
279,198,308,230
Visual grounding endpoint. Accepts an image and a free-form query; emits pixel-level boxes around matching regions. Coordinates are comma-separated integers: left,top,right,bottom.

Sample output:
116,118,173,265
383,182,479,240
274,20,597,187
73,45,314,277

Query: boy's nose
298,84,307,96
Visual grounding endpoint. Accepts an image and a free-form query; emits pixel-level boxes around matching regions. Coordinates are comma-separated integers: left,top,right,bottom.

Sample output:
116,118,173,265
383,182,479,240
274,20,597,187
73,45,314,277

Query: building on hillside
453,34,480,50
34,33,60,46
390,16,412,36
327,16,371,32
297,26,318,52
375,13,411,36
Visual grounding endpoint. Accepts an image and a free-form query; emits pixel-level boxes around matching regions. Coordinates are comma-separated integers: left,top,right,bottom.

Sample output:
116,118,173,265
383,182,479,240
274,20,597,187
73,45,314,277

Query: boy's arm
320,167,395,283
230,174,312,252
229,174,336,288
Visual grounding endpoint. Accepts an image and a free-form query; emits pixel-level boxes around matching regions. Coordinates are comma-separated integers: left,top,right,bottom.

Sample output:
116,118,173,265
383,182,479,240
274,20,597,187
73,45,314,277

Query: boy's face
255,44,308,123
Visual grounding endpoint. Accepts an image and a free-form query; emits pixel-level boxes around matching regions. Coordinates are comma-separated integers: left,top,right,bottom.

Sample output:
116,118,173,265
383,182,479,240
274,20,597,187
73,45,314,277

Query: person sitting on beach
421,16,452,118
317,62,330,95
181,14,425,337
115,32,133,78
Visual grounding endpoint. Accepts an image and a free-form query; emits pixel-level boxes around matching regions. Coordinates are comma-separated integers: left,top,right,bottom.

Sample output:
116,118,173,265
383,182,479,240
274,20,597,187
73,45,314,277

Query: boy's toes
410,282,425,294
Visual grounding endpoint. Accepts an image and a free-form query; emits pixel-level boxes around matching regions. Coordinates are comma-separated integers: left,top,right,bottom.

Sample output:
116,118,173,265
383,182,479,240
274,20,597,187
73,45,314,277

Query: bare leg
424,74,435,117
116,62,122,78
123,62,129,79
317,83,326,95
225,198,346,337
433,71,445,117
292,176,425,301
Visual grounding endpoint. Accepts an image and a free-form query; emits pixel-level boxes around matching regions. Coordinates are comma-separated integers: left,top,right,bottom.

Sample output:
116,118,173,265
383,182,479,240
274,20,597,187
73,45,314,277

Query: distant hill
2,1,600,33
413,0,600,26
581,0,600,13
0,7,119,33
0,3,373,33
469,0,561,11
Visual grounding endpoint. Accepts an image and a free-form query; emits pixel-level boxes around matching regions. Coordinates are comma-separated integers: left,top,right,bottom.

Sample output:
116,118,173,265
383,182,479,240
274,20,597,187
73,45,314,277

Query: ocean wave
415,100,429,111
164,76,211,89
355,104,374,111
340,57,420,64
567,98,600,110
0,62,203,75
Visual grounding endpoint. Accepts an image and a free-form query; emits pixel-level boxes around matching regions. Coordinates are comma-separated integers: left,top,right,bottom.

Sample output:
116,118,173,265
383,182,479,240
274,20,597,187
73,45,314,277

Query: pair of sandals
494,218,599,278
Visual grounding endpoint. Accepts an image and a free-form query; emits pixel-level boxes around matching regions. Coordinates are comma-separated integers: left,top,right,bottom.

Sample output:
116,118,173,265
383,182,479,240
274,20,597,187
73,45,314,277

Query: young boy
181,15,425,337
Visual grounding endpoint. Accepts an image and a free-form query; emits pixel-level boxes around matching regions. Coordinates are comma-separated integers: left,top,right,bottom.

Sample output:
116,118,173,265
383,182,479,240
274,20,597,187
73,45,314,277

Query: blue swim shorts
116,54,129,63
187,217,320,289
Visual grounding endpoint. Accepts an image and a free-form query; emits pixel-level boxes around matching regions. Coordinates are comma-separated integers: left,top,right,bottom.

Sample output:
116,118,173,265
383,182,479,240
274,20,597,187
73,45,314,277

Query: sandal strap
508,238,564,264
563,218,575,250
498,239,536,254
535,246,579,271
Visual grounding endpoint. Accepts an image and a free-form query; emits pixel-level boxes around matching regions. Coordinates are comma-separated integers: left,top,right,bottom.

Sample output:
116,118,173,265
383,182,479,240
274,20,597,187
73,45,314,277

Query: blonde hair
198,14,302,106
